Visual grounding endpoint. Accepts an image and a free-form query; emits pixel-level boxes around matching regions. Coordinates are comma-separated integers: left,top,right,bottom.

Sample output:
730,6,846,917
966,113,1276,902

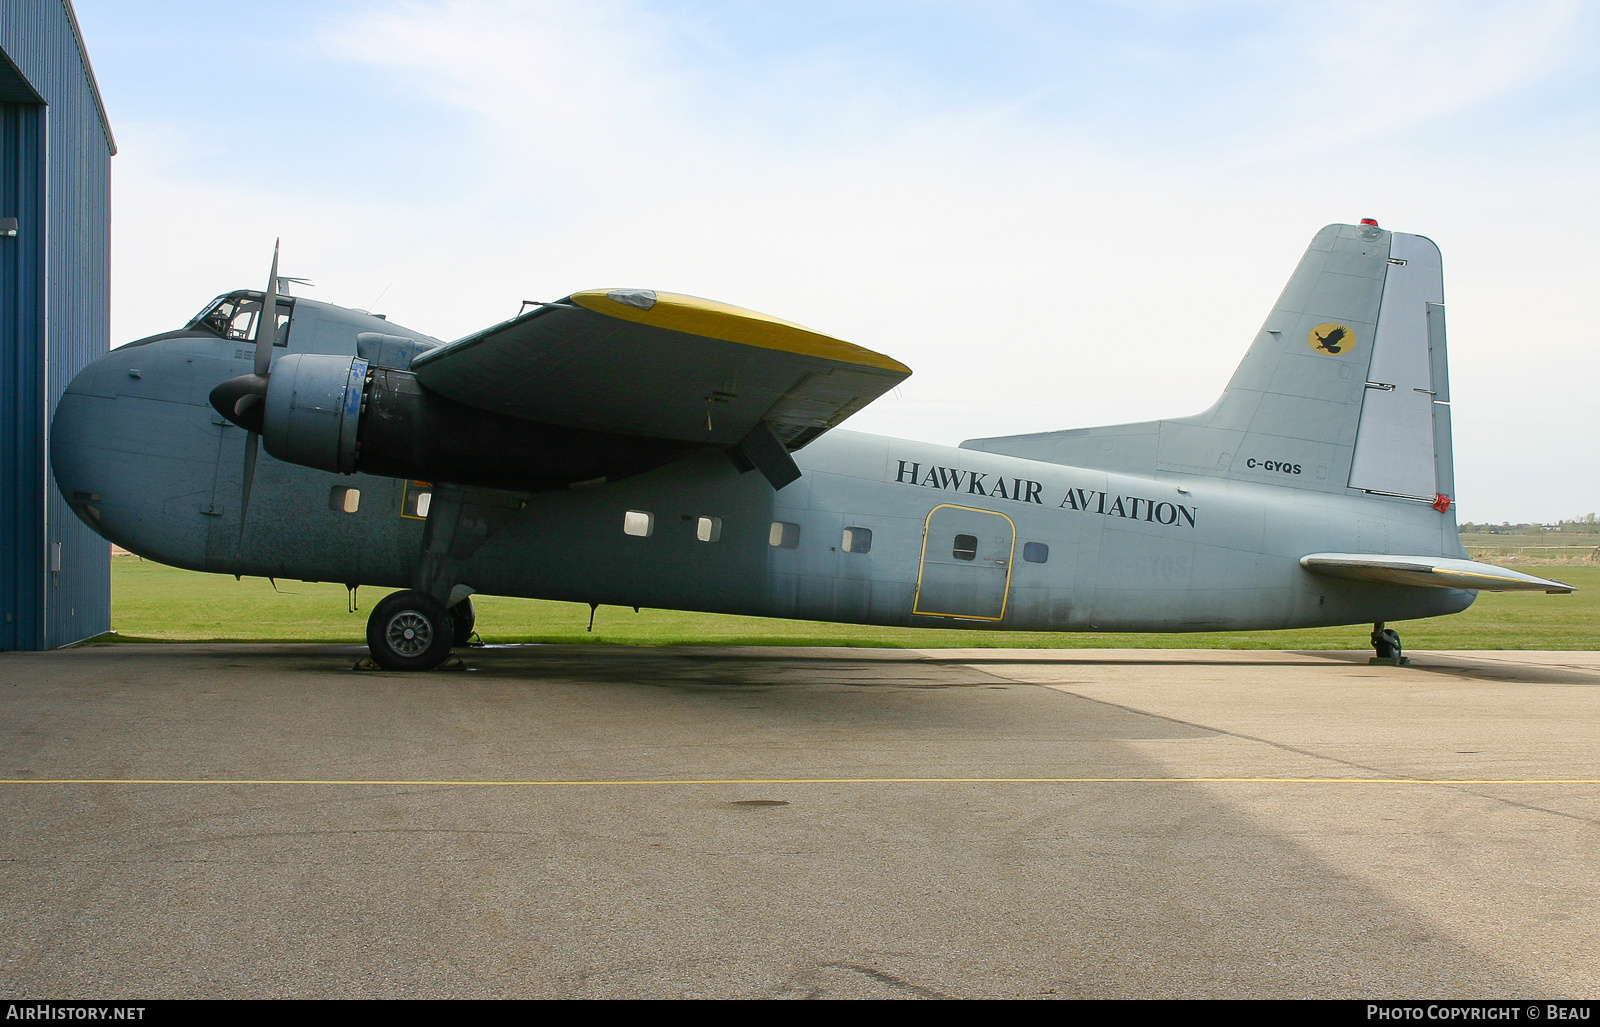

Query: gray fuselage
50,301,1473,634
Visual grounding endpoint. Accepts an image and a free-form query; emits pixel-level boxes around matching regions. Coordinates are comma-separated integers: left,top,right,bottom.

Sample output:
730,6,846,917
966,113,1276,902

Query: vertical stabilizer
963,223,1456,508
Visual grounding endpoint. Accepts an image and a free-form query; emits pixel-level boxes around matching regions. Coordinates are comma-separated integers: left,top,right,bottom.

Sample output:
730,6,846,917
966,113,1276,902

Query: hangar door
913,504,1015,621
0,98,45,651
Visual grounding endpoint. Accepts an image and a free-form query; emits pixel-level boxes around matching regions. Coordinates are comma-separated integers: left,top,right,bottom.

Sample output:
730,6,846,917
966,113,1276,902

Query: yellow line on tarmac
0,777,1597,787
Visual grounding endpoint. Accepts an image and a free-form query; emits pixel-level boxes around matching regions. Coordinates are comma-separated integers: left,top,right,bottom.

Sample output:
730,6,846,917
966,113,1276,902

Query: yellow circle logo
1308,322,1355,355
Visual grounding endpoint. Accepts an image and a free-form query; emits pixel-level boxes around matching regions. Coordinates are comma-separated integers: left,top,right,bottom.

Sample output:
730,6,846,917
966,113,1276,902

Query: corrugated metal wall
0,100,47,651
0,0,113,650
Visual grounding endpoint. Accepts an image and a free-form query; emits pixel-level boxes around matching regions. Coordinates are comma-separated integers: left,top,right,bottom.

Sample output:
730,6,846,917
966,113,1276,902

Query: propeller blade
254,239,280,378
233,239,283,542
240,430,260,529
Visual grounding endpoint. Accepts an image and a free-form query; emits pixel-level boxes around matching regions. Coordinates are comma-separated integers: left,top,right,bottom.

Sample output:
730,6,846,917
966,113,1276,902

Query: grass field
1459,532,1600,566
106,557,1599,650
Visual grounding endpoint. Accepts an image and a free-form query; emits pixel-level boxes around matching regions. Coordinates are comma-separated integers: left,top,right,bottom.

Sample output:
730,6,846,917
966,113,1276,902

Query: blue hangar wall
1,0,114,650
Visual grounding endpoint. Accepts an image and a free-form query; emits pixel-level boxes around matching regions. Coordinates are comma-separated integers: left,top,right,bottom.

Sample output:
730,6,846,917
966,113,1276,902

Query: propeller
208,240,283,531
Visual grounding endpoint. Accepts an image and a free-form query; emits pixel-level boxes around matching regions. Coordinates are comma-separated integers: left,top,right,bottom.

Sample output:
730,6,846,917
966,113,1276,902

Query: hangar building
1,0,114,650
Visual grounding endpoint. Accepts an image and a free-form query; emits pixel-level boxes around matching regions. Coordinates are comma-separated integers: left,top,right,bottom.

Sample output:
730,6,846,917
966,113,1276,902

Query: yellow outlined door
913,504,1016,621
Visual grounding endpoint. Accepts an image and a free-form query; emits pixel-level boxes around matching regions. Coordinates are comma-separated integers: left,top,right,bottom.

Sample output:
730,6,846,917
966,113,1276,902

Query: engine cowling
261,354,368,474
209,358,696,491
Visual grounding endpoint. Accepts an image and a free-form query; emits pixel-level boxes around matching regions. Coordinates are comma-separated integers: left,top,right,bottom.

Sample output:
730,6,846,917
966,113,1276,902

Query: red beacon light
1360,218,1380,226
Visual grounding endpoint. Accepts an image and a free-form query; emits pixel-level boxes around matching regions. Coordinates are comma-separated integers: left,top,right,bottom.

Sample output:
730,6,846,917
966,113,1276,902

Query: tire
449,596,476,648
366,589,454,671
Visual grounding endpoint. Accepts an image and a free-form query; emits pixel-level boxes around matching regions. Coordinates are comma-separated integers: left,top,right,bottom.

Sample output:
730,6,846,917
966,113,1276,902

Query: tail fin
963,223,1455,506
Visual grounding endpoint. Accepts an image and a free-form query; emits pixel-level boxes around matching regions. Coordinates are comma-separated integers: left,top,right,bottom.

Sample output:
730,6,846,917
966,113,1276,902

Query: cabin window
769,521,800,548
329,487,360,514
952,533,978,561
1023,542,1049,563
696,516,722,542
842,527,872,554
624,510,655,537
402,482,432,520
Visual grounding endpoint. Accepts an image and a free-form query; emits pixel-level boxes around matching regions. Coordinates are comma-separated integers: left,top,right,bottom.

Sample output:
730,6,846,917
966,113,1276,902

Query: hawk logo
1308,322,1355,355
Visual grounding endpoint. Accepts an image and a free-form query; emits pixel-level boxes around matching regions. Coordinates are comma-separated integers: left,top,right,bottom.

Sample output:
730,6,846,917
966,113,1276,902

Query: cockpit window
188,291,293,346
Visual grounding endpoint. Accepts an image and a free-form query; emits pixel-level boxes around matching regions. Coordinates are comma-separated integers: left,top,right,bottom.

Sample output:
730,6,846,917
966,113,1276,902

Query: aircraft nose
49,370,113,534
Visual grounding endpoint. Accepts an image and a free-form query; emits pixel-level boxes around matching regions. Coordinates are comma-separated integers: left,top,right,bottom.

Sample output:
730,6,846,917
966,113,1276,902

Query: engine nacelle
261,354,368,474
211,359,696,491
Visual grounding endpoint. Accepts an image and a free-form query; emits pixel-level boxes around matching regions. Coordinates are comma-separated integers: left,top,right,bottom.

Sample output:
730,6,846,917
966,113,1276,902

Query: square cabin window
952,533,978,561
769,521,800,549
402,484,432,520
1023,542,1049,564
329,486,360,514
696,516,722,542
624,510,655,537
842,527,872,554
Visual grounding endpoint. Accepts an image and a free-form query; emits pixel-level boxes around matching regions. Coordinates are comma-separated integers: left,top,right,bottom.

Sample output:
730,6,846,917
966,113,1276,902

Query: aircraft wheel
367,590,454,671
1372,625,1403,659
449,596,476,647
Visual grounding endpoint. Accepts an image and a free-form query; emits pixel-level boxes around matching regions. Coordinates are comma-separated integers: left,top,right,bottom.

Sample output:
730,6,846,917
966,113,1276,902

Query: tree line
1459,514,1600,535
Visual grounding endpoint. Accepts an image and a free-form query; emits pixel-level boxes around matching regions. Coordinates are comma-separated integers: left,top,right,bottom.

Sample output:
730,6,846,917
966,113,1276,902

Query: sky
73,0,1600,523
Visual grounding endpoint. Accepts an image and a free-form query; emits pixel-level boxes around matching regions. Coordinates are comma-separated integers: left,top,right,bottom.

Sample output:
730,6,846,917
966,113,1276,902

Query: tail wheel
366,589,454,671
449,596,476,647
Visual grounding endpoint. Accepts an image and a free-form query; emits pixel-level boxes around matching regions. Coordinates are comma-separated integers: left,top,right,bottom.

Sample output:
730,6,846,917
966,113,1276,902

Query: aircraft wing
410,289,910,453
1300,554,1575,593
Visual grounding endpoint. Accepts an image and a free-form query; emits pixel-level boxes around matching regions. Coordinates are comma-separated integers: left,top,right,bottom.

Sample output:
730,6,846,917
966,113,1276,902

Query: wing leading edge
1301,554,1575,594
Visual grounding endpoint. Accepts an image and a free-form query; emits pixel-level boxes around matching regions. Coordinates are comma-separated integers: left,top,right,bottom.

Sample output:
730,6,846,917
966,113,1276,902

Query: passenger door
913,504,1015,621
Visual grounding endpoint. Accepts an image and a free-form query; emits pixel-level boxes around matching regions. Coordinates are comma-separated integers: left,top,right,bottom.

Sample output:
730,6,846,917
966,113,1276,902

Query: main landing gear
1370,621,1410,666
366,589,460,671
449,595,476,648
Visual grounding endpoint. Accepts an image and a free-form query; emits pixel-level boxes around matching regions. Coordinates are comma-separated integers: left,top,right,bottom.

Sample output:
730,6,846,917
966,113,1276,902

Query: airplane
49,220,1572,671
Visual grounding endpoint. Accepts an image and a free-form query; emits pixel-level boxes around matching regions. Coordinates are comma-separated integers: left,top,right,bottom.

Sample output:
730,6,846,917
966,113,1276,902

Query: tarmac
1,642,1597,999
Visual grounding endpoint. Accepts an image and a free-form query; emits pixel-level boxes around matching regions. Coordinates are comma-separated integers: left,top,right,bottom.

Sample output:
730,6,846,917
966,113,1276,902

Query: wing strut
733,422,801,490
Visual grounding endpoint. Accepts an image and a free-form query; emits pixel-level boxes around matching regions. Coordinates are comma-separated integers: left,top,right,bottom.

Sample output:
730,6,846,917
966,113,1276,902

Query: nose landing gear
1370,621,1411,666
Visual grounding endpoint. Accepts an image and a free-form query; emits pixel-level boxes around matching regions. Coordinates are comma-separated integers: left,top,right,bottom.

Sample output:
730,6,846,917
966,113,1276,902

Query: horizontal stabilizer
1300,553,1574,593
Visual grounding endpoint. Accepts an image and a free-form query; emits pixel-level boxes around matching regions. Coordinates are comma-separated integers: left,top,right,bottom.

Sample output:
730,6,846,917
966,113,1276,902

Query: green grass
105,557,1600,650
